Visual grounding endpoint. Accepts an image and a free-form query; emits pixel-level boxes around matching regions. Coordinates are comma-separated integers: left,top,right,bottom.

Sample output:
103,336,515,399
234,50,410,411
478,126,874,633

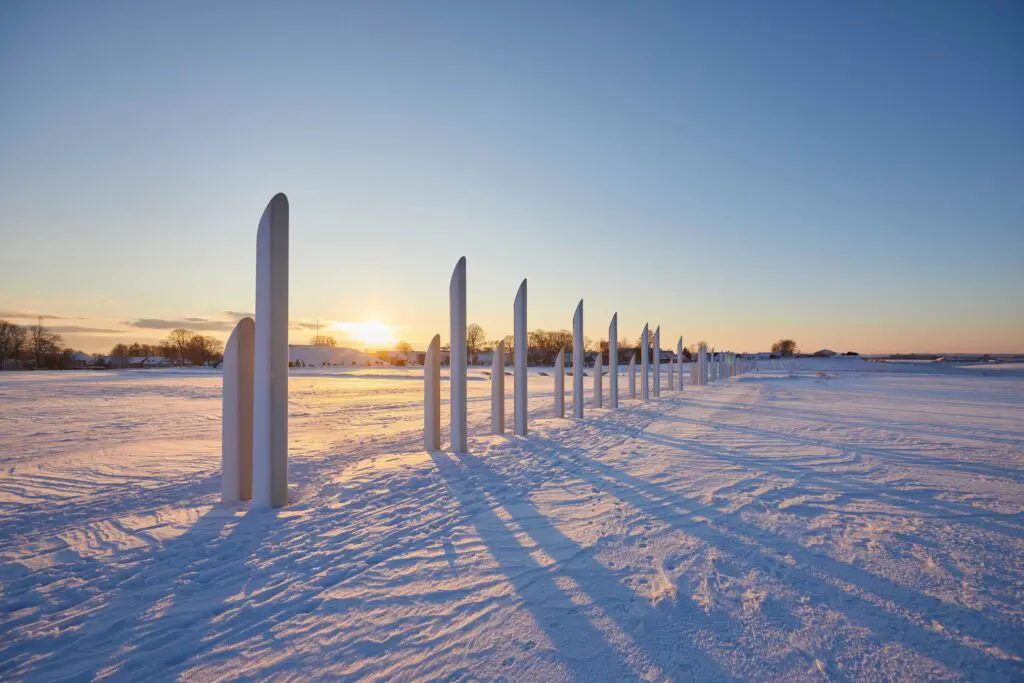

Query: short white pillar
222,316,254,503
573,300,584,418
676,337,684,391
629,353,636,399
424,334,441,450
593,346,602,408
668,350,675,392
492,341,505,434
653,326,661,398
450,257,467,452
253,193,289,509
554,347,565,417
514,280,527,436
608,313,618,409
641,324,650,400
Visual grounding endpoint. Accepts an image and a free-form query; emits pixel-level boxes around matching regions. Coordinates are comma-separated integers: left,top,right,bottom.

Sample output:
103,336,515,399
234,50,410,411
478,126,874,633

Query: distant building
813,349,837,357
289,345,383,367
68,352,91,368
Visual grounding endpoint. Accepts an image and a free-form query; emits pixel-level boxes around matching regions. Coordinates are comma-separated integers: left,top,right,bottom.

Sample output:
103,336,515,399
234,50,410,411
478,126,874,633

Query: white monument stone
492,341,505,434
554,347,565,418
450,257,467,452
514,279,527,436
222,316,254,503
573,300,584,418
676,337,684,391
253,193,289,509
641,324,650,400
424,334,441,450
629,353,637,399
653,326,661,398
609,313,618,409
668,349,675,392
593,346,602,408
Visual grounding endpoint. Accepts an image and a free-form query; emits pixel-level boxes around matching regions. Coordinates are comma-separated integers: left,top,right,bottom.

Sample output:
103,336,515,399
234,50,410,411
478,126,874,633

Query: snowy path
1,361,1022,681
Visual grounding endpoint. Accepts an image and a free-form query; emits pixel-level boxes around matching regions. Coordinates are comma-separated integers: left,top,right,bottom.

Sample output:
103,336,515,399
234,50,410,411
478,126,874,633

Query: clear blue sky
1,1,1021,353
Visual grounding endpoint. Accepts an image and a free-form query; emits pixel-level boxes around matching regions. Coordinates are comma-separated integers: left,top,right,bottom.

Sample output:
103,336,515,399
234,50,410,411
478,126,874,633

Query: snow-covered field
1,357,1022,681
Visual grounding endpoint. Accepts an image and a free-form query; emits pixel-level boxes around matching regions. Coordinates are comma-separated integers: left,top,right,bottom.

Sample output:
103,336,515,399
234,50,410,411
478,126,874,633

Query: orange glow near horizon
329,320,399,348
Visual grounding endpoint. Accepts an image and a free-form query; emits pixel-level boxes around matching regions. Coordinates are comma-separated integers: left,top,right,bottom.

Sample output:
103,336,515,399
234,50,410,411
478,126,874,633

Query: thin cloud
49,325,125,334
122,318,235,332
224,310,255,319
0,311,86,320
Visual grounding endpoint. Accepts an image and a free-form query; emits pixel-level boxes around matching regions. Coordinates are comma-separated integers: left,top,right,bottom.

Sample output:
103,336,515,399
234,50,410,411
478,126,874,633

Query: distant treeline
452,324,696,366
0,319,225,370
108,328,224,368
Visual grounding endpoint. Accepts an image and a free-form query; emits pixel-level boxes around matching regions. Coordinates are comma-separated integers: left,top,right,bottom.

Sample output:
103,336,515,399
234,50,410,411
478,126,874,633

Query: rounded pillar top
450,257,466,286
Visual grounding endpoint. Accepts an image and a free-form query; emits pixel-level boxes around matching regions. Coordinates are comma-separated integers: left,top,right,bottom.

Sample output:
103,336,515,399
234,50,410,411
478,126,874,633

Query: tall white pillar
629,353,636,399
253,193,289,509
573,300,584,418
641,324,650,400
554,347,565,417
491,341,505,434
424,334,441,450
677,337,684,391
222,316,254,503
514,280,527,436
653,326,661,398
608,313,618,409
593,346,602,408
450,257,467,452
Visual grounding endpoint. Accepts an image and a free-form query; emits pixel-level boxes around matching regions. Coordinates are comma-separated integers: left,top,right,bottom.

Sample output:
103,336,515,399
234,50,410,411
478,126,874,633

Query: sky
1,1,1022,355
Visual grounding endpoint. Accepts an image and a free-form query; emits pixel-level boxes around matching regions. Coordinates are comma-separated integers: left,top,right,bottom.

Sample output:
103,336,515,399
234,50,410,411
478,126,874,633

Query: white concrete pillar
668,350,675,392
609,313,618,409
514,280,527,436
573,300,584,418
253,193,289,509
677,337,684,391
492,341,505,434
424,334,441,450
222,316,254,503
641,324,650,400
653,326,661,398
593,346,602,408
629,353,636,399
554,347,565,418
450,257,467,452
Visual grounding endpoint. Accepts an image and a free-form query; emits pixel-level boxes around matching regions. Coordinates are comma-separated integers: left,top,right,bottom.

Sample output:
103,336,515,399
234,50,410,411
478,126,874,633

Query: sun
331,320,397,348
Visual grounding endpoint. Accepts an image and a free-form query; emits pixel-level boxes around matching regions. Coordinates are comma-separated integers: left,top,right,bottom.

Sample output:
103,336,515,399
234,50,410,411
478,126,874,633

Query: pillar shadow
430,449,740,680
523,432,1024,680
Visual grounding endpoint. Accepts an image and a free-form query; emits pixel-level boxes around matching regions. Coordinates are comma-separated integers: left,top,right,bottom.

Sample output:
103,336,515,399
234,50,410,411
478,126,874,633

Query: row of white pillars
221,199,758,506
419,255,758,456
222,194,289,508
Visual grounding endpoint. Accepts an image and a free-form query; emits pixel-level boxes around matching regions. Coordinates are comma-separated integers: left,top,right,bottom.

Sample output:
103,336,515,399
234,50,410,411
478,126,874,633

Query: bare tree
0,320,27,370
310,334,337,347
394,341,413,355
166,328,193,367
771,338,798,357
466,323,486,363
110,343,129,369
29,321,63,369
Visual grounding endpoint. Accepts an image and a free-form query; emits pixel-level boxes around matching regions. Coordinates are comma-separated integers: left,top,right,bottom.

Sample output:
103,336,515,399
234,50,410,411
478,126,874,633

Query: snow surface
1,357,1022,681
